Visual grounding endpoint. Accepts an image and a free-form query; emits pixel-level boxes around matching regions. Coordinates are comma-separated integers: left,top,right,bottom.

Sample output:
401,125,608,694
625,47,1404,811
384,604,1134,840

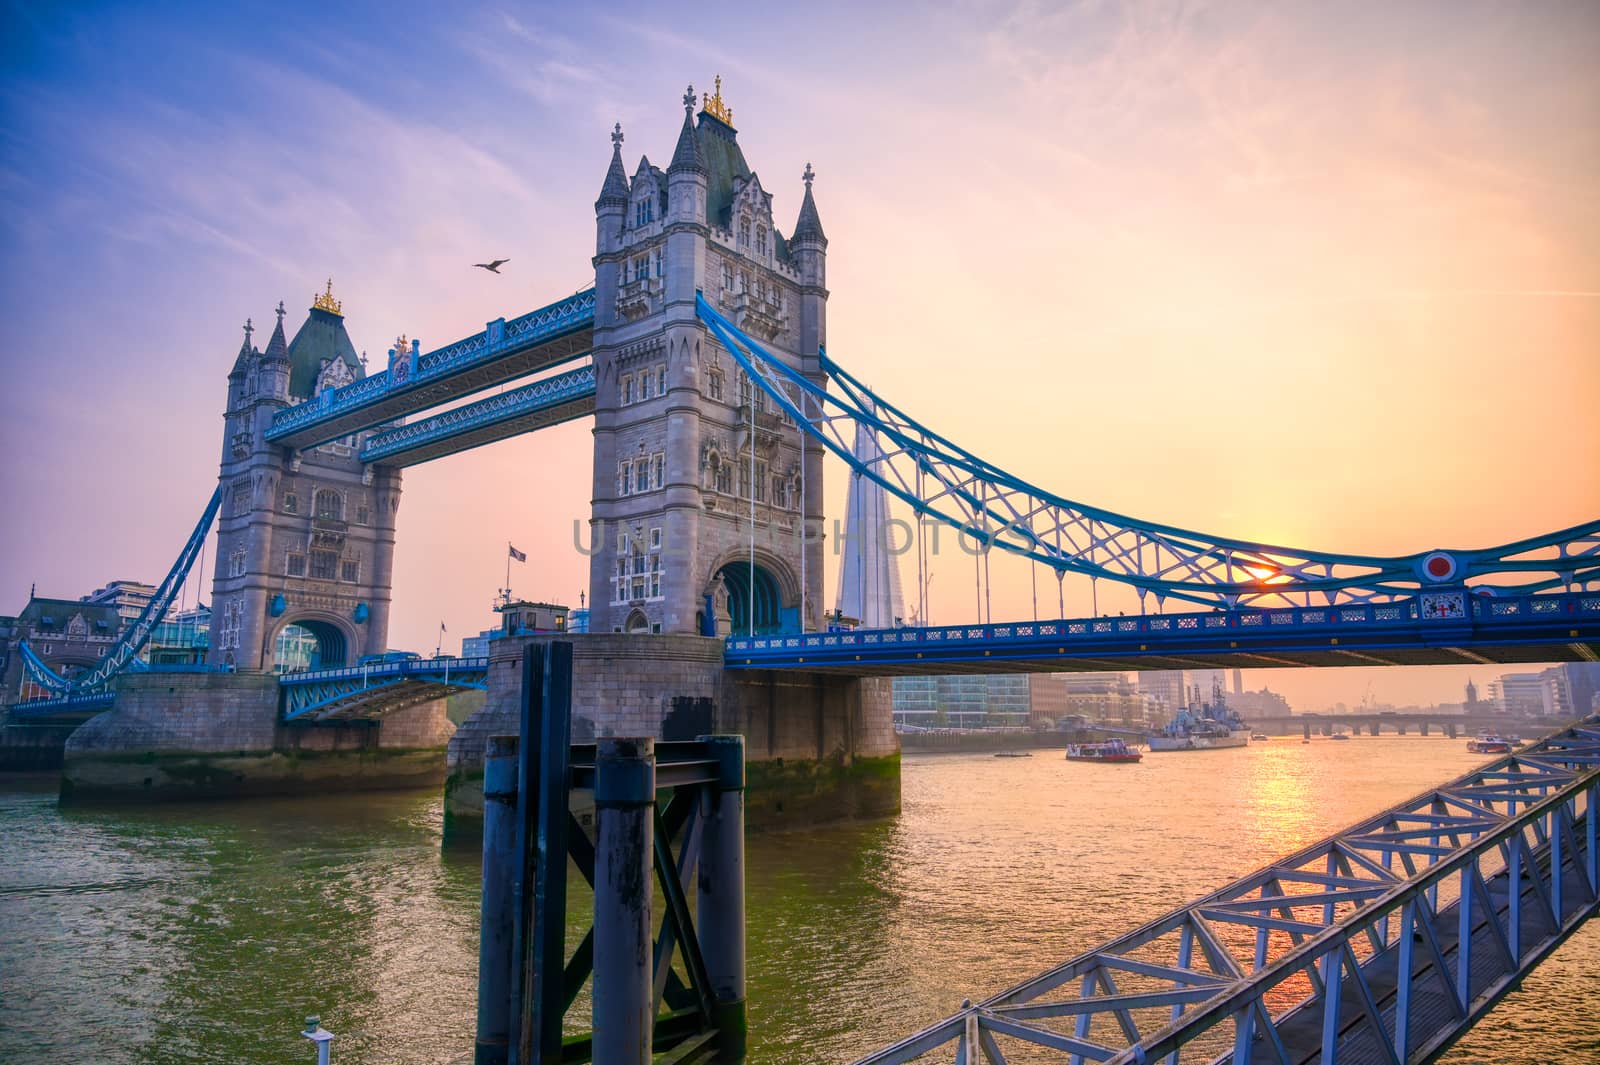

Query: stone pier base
61,672,456,802
443,635,900,847
0,723,80,772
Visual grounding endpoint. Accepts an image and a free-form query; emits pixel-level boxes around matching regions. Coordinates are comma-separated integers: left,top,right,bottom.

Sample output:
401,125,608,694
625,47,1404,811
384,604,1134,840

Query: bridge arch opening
715,560,785,636
272,619,349,673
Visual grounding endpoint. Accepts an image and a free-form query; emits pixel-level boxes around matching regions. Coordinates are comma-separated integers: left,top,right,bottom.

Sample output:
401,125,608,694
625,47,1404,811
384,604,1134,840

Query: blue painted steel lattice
696,294,1599,610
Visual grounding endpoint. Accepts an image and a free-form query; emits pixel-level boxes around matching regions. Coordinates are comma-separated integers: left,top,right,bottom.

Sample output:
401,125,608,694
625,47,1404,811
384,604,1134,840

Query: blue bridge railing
279,656,489,721
727,591,1600,669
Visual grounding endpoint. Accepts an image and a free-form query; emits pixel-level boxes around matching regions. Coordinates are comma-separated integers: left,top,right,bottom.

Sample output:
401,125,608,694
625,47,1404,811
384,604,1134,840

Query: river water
2,737,1595,1063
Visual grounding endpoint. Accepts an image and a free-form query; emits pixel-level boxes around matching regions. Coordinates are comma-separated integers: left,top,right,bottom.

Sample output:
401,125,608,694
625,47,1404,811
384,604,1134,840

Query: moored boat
1251,732,1270,741
1065,739,1142,763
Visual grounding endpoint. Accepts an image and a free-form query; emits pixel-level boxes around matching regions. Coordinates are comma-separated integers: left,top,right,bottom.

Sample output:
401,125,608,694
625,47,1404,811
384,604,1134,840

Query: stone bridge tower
208,286,401,672
587,80,828,637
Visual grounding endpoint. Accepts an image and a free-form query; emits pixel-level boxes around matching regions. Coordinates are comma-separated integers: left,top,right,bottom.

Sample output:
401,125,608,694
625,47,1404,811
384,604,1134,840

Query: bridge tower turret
587,80,825,637
208,286,401,672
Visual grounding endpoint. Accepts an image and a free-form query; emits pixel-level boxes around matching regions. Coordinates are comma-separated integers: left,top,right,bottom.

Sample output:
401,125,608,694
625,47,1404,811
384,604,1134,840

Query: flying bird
474,259,509,273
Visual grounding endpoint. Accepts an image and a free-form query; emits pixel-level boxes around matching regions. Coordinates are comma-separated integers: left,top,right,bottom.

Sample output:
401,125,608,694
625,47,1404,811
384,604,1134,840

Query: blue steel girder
726,591,1600,674
18,487,223,695
359,363,596,466
279,657,487,721
5,691,116,722
265,289,596,451
854,715,1600,1065
694,294,1600,610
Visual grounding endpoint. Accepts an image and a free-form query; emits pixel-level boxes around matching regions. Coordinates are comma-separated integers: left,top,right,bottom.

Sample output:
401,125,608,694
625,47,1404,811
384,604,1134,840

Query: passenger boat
1467,731,1513,754
1251,732,1270,741
1329,729,1351,742
1065,739,1142,763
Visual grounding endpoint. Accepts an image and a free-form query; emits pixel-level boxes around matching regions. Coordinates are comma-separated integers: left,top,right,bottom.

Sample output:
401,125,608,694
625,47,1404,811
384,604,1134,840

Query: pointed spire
229,318,256,378
669,84,705,175
792,162,827,246
261,301,290,363
596,122,629,208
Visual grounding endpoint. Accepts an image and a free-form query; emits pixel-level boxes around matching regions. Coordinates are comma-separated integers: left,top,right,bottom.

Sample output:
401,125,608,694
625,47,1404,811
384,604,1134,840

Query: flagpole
505,541,512,605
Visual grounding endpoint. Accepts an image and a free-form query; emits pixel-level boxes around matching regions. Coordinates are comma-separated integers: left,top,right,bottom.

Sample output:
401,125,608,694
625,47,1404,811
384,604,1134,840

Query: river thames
2,736,1595,1063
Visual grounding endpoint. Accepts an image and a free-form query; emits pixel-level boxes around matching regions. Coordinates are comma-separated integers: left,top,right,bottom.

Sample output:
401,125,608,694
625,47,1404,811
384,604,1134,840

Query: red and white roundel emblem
1421,551,1457,582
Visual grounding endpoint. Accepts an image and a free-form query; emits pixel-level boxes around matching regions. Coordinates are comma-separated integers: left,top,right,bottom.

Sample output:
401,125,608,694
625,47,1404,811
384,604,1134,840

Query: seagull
474,259,509,273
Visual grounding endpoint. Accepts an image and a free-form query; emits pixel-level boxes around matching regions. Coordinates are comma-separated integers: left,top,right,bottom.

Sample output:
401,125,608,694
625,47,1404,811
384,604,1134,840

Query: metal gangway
856,715,1600,1064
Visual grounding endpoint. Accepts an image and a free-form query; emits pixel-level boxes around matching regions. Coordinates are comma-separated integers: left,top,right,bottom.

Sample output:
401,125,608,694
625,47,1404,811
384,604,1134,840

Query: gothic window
621,375,634,405
640,372,653,401
738,373,752,407
229,548,247,578
617,460,630,497
738,219,750,248
341,559,360,583
649,555,661,598
286,554,306,577
656,366,666,395
739,270,749,295
721,263,734,291
232,485,250,516
632,254,649,282
309,550,338,581
634,462,649,494
634,201,649,227
650,527,662,550
715,461,731,494
650,453,664,490
772,476,787,508
284,493,299,514
754,461,767,502
756,225,767,256
653,247,664,277
708,371,724,402
756,277,767,300
355,504,370,526
314,490,343,521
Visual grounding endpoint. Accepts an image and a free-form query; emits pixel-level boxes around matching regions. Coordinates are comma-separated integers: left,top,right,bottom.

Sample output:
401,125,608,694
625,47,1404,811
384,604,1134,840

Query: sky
1,1,1596,712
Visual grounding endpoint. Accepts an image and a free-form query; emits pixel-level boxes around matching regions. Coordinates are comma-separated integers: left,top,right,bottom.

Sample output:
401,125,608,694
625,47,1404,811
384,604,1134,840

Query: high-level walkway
855,716,1600,1064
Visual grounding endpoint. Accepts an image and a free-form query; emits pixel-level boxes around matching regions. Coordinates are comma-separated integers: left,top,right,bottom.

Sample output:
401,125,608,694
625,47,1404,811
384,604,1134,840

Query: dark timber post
594,737,655,1064
508,642,573,1065
476,735,519,1065
698,734,748,1060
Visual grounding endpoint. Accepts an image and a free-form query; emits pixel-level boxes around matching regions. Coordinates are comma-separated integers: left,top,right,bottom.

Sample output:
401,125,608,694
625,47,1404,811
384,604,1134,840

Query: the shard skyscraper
834,421,907,628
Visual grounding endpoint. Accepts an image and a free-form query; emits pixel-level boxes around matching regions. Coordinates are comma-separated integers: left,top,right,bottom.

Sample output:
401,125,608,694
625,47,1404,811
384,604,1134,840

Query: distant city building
1489,664,1600,717
893,674,1064,729
81,580,156,626
2,593,126,703
1489,670,1563,716
1055,672,1151,727
1228,687,1292,720
1137,670,1186,715
147,605,211,665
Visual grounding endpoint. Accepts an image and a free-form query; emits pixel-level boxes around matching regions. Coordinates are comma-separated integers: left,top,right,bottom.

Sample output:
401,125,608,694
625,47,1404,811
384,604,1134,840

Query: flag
440,621,447,634
509,544,527,562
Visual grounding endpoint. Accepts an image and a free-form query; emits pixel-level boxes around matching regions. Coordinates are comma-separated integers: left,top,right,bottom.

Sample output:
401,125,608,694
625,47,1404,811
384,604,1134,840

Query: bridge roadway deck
358,364,595,466
265,288,595,452
854,716,1600,1065
727,591,1600,675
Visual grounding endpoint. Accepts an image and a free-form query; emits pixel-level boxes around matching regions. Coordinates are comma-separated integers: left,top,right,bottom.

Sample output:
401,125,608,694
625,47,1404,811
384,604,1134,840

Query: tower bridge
3,75,1598,1061
3,79,1597,816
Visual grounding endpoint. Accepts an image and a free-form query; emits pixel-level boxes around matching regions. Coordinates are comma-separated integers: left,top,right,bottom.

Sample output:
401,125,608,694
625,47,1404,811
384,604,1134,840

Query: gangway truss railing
852,716,1600,1065
695,295,1600,610
17,487,223,695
